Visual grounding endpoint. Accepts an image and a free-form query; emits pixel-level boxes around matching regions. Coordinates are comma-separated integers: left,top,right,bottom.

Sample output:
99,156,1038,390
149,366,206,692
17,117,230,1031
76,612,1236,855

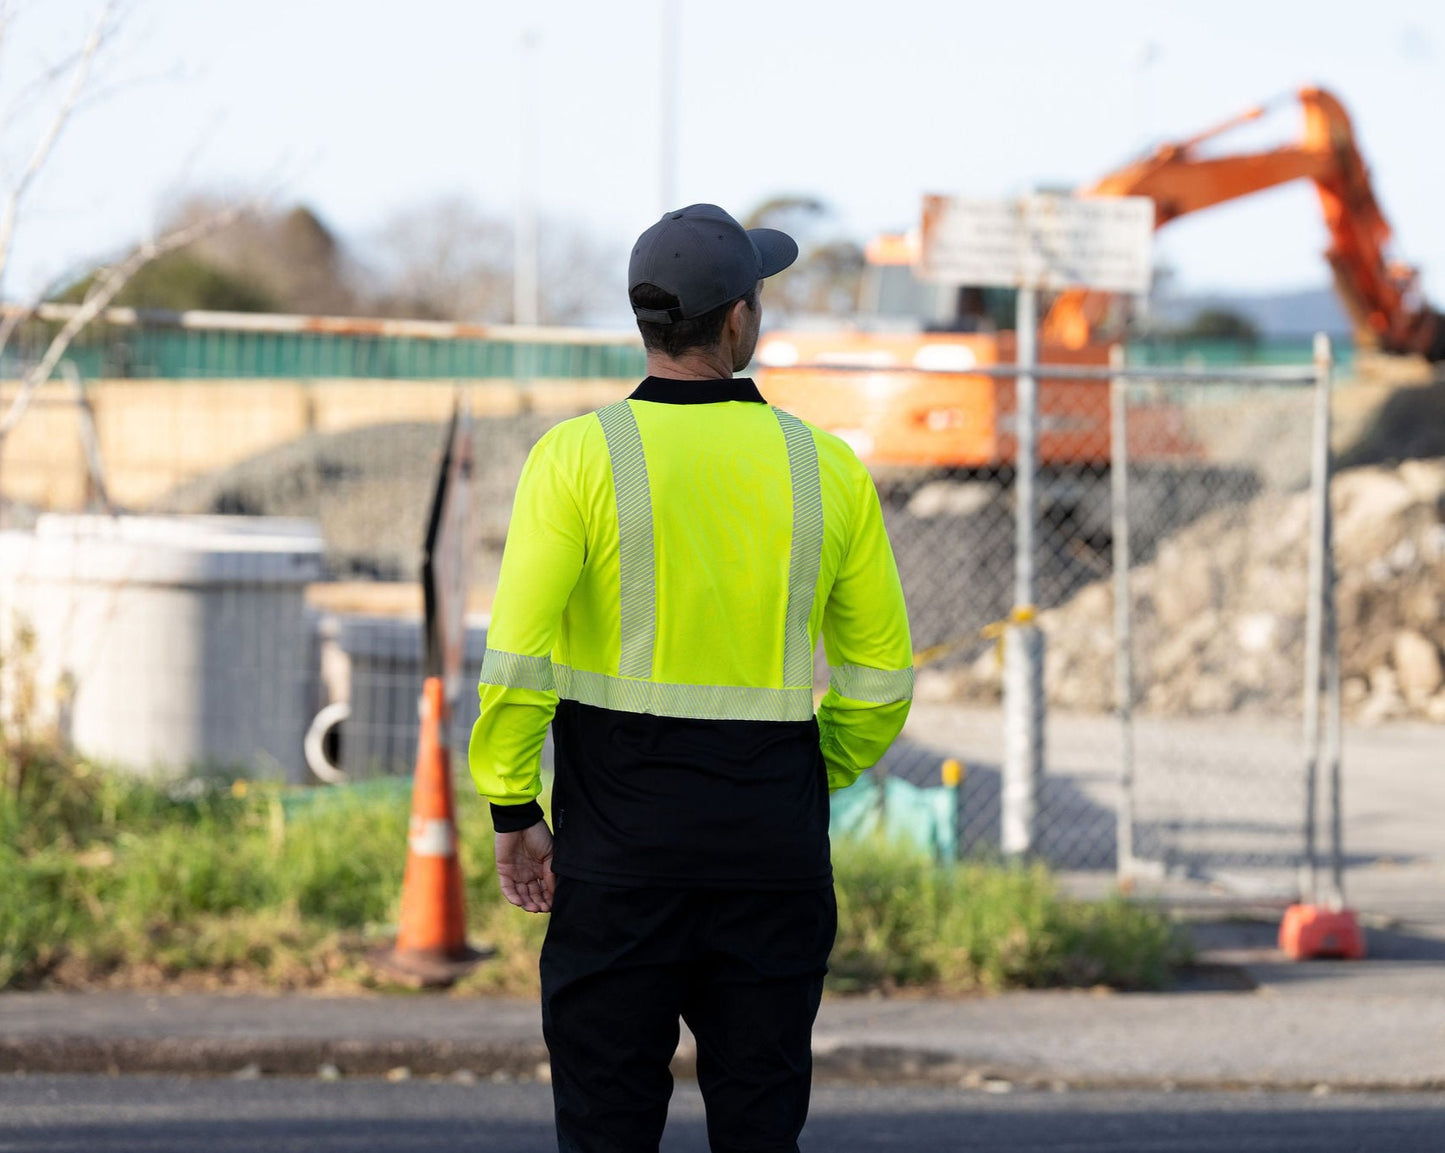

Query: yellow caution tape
913,605,1039,671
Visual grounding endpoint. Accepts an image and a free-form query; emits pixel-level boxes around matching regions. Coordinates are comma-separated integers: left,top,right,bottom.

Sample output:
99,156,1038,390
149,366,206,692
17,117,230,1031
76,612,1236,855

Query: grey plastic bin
330,614,490,777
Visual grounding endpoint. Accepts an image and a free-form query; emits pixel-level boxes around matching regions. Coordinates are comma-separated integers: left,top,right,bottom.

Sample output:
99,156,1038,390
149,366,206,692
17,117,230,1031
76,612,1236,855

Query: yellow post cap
941,758,964,788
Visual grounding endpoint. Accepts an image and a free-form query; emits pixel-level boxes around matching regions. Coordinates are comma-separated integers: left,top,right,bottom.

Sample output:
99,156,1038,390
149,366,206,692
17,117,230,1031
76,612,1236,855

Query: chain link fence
0,313,629,785
0,311,1343,903
0,387,601,784
846,356,1329,902
1111,372,1323,897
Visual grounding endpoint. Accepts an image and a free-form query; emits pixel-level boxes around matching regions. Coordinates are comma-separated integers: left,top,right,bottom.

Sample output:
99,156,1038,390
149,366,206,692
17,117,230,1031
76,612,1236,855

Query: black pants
539,877,837,1153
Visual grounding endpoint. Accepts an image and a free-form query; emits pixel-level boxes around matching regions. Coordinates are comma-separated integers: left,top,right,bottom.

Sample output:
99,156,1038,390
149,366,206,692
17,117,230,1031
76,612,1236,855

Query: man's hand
495,821,556,913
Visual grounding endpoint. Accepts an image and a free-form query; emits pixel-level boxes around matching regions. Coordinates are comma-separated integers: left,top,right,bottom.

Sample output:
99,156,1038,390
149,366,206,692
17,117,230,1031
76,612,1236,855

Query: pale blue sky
4,0,1442,314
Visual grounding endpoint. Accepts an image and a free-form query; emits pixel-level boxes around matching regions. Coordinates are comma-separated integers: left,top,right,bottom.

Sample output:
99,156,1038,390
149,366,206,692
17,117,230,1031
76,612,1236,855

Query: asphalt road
3,1075,1445,1153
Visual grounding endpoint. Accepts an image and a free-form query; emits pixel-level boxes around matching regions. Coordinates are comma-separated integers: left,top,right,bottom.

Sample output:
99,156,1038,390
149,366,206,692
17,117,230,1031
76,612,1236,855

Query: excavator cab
856,233,1017,334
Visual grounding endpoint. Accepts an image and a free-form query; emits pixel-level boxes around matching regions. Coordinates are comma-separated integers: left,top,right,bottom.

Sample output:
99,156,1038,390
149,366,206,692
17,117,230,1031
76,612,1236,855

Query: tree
173,199,359,315
51,195,621,324
54,251,278,313
53,199,379,316
1181,307,1260,346
364,197,616,325
742,196,865,319
367,197,514,322
536,221,619,326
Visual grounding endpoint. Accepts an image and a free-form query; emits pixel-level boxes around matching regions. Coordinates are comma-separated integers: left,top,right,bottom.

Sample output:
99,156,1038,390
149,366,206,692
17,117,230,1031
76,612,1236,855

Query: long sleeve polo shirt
468,376,913,889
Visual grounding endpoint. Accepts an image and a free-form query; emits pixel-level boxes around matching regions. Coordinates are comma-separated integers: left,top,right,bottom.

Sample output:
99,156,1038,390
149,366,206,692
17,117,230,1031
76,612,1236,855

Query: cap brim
750,227,799,279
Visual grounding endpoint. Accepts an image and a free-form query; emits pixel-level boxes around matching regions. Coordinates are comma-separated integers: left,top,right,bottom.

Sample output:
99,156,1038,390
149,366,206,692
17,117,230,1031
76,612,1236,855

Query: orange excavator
1044,87,1444,361
755,87,1444,477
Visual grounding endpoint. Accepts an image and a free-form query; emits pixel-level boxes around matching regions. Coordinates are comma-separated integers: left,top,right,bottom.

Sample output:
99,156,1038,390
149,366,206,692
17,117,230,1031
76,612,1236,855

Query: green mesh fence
0,311,1346,382
2,321,646,380
1127,336,1354,371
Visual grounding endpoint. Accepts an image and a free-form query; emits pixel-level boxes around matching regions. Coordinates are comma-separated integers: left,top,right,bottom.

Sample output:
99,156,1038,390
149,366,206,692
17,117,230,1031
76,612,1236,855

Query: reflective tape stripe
597,401,656,680
409,817,456,858
564,404,823,720
830,663,915,704
554,664,815,723
775,408,824,688
479,649,556,692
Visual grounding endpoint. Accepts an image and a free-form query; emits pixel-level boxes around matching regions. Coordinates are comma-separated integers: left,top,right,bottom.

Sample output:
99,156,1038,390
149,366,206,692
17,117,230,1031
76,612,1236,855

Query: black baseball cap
629,204,798,324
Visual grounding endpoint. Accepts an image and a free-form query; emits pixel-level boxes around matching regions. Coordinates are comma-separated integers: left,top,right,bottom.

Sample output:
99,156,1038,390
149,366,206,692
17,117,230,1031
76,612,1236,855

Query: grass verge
1,748,1187,995
830,835,1188,992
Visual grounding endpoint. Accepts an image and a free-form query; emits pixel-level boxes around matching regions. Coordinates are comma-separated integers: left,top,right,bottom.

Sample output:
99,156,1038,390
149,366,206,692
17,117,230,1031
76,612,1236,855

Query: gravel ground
150,413,570,584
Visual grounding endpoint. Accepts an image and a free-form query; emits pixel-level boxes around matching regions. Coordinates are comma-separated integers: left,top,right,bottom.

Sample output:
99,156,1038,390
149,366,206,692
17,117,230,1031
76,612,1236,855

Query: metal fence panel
870,359,1323,890
1111,371,1319,895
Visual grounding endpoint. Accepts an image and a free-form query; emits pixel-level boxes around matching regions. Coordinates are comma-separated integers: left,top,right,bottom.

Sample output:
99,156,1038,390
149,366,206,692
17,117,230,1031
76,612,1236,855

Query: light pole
514,28,540,329
659,0,679,214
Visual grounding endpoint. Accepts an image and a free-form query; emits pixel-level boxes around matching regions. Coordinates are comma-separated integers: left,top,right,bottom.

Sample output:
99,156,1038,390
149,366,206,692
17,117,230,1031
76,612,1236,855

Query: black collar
628,376,767,405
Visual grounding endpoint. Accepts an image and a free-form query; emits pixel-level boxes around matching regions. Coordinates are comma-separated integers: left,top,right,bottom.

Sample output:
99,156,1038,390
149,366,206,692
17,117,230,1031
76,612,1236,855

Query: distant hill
1151,286,1352,339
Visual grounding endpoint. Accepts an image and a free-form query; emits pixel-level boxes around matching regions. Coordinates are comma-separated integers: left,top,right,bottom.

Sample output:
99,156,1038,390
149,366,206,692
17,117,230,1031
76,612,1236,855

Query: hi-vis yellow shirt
468,376,912,882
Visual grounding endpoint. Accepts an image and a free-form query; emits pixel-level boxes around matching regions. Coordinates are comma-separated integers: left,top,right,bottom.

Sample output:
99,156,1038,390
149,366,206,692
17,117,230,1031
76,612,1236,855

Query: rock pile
1334,460,1445,723
934,459,1445,724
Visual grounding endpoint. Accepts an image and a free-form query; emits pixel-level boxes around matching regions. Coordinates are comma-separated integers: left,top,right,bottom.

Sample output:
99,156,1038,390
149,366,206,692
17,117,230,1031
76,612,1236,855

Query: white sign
919,193,1154,293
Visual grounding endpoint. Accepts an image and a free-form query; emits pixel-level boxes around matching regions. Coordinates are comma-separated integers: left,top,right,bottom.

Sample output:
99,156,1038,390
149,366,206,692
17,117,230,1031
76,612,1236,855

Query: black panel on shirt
548,700,832,891
629,376,766,405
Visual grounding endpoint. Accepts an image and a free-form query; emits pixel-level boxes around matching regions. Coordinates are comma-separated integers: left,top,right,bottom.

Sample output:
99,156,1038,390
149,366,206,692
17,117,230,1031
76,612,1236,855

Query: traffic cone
376,676,489,986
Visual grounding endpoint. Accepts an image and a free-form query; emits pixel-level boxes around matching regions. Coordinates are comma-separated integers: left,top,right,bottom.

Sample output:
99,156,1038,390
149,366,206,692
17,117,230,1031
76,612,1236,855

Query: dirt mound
939,459,1445,723
1338,379,1445,470
150,413,571,584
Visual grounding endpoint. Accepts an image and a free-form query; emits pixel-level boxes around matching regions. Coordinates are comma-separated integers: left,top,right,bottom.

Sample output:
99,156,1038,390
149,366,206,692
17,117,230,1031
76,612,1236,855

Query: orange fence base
1278,904,1367,961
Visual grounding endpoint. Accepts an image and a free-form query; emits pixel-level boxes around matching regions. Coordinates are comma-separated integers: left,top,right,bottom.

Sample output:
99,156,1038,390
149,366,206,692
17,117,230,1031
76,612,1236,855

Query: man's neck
644,348,736,381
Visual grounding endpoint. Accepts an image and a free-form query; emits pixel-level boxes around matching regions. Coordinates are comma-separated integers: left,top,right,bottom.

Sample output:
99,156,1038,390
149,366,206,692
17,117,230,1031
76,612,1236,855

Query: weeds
0,747,1188,994
830,837,1188,992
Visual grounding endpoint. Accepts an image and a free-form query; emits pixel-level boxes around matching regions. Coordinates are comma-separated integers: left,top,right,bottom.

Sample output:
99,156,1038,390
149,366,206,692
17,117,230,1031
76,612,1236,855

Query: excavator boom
1042,87,1445,361
754,87,1440,481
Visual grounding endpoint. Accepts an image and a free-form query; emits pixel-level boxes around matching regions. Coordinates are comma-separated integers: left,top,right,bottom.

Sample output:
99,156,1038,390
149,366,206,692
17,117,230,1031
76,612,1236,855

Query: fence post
1109,344,1136,880
1315,334,1346,909
1299,332,1332,904
1002,285,1044,857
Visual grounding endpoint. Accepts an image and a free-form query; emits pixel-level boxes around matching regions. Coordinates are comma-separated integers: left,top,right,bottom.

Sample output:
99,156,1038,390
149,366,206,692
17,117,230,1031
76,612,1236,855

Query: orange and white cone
378,676,488,986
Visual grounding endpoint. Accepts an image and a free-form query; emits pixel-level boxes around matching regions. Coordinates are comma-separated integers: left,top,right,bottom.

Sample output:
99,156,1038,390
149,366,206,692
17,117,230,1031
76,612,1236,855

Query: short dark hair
631,282,757,359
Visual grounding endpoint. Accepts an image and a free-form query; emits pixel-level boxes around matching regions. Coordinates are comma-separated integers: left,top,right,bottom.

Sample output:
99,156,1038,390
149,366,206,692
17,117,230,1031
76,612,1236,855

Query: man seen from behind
469,203,914,1153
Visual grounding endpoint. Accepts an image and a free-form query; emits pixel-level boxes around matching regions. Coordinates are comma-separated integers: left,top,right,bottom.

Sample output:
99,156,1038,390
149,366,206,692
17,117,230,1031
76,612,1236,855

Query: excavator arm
1041,87,1445,362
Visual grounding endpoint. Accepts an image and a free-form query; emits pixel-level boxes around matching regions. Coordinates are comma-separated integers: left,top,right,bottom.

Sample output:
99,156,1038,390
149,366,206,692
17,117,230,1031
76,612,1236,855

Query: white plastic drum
0,515,323,780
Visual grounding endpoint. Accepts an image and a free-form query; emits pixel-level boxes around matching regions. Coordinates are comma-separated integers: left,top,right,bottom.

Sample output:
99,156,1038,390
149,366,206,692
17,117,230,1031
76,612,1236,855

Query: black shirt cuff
490,800,545,833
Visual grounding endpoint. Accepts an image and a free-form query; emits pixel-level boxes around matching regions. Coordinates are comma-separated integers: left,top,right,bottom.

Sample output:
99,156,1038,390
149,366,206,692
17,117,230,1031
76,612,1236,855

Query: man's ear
726,297,750,340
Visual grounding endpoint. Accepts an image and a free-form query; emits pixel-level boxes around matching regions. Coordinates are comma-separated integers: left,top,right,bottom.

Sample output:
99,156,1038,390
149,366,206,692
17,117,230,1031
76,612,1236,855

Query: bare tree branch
0,44,93,149
0,201,257,444
0,0,116,292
